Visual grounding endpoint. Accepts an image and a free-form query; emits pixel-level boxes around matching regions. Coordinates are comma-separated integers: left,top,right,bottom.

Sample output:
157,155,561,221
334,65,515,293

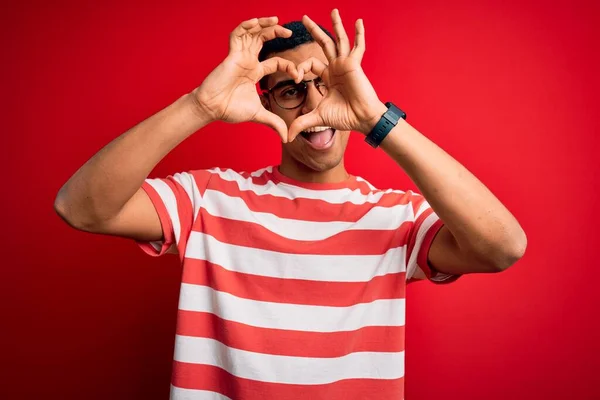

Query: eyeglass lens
273,79,328,109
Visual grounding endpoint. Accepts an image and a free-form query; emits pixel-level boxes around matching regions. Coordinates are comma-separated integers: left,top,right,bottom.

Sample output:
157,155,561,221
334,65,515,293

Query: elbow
54,191,79,229
54,189,69,222
54,189,96,232
492,229,528,272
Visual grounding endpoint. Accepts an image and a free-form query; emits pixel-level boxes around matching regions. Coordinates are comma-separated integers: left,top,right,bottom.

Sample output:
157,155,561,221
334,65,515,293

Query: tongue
306,129,333,147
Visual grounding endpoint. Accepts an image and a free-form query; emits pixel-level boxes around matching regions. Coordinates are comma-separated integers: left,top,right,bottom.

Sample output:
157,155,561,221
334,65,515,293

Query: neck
278,155,349,184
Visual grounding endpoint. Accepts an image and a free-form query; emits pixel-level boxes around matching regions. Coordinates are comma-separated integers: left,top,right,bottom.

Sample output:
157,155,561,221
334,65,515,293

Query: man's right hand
191,16,298,142
55,16,299,245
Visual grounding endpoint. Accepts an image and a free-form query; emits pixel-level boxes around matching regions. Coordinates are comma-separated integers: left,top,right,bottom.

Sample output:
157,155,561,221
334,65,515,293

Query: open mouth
299,127,336,150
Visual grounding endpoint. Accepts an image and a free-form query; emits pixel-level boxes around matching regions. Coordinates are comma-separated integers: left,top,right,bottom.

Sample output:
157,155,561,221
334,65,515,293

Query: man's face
262,42,350,173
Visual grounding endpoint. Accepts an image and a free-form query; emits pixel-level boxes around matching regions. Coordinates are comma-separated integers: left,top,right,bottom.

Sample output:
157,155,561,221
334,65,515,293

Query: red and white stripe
138,166,449,399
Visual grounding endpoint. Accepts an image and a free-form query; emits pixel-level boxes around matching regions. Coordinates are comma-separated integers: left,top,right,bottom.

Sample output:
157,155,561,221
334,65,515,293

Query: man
54,9,527,400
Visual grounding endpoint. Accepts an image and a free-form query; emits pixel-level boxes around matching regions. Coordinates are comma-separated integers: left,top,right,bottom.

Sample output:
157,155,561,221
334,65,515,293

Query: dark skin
195,11,527,275
55,10,526,275
259,10,527,275
261,42,352,183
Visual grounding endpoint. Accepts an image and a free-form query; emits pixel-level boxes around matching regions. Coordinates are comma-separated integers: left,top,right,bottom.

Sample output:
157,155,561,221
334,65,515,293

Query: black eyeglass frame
263,78,328,110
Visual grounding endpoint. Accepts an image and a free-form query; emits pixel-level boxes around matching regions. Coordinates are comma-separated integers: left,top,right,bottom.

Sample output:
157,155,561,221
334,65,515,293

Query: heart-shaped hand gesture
288,10,386,142
193,16,300,142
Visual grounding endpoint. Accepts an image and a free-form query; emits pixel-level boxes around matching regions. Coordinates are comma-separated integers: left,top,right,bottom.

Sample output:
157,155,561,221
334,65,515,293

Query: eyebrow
269,79,296,91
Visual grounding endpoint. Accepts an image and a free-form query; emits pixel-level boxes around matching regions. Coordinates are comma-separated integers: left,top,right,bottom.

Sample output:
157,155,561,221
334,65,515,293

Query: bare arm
291,10,527,275
54,94,212,240
54,16,299,242
379,118,527,274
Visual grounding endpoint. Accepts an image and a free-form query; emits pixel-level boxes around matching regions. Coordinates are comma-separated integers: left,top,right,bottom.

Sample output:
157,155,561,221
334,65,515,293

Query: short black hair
258,20,334,91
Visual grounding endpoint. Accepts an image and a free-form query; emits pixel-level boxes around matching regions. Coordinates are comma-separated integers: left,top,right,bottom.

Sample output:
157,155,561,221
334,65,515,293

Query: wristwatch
364,102,406,148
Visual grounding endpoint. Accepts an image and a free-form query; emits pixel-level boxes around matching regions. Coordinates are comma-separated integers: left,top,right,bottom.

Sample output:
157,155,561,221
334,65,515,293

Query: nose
301,81,325,115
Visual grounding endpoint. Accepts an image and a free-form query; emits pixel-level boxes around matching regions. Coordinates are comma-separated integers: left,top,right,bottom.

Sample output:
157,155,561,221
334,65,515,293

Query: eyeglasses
264,78,328,110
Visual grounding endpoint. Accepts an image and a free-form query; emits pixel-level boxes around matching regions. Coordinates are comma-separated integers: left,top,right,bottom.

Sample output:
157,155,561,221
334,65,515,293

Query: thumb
288,110,323,142
253,108,289,143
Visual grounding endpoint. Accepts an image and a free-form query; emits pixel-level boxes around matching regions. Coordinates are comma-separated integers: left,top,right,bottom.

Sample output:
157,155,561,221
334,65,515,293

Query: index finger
230,16,279,50
295,57,328,83
302,14,337,61
257,57,299,82
258,25,293,43
234,16,278,36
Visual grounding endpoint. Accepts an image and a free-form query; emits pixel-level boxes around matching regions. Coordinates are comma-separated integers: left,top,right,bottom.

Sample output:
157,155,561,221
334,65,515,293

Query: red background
2,0,599,399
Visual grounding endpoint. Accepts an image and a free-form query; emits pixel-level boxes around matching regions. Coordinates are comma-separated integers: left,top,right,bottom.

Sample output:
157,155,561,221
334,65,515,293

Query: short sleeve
404,191,460,285
136,170,212,257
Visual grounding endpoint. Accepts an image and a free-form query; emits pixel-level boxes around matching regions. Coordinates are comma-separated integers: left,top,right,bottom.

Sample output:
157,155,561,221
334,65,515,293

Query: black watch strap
364,102,407,148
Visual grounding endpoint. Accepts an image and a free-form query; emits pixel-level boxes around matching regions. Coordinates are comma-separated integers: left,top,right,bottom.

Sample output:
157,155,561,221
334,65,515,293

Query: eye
281,87,300,97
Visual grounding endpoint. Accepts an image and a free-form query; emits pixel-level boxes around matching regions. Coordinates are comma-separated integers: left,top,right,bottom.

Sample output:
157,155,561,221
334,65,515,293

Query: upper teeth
304,126,332,133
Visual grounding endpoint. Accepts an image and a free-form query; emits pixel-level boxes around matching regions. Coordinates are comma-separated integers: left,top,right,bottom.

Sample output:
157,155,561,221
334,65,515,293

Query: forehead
266,42,327,87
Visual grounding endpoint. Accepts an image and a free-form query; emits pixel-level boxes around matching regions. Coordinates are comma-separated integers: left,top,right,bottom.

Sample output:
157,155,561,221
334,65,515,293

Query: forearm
379,117,527,266
55,93,212,227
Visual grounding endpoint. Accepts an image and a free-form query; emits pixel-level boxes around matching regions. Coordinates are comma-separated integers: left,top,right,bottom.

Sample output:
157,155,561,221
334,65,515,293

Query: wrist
186,90,218,126
360,101,388,135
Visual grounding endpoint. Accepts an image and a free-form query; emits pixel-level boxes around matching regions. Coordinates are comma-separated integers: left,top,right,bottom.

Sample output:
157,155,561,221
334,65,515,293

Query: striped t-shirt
137,165,459,400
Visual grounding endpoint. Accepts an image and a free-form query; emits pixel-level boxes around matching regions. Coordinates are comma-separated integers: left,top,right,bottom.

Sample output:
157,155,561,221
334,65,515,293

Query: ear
260,93,271,111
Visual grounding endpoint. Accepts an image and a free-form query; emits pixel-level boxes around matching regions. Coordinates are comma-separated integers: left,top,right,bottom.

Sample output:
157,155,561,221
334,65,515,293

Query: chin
299,145,347,171
304,158,342,173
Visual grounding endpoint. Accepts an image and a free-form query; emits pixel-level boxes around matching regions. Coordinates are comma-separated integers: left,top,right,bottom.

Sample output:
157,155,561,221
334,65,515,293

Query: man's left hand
288,9,387,142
